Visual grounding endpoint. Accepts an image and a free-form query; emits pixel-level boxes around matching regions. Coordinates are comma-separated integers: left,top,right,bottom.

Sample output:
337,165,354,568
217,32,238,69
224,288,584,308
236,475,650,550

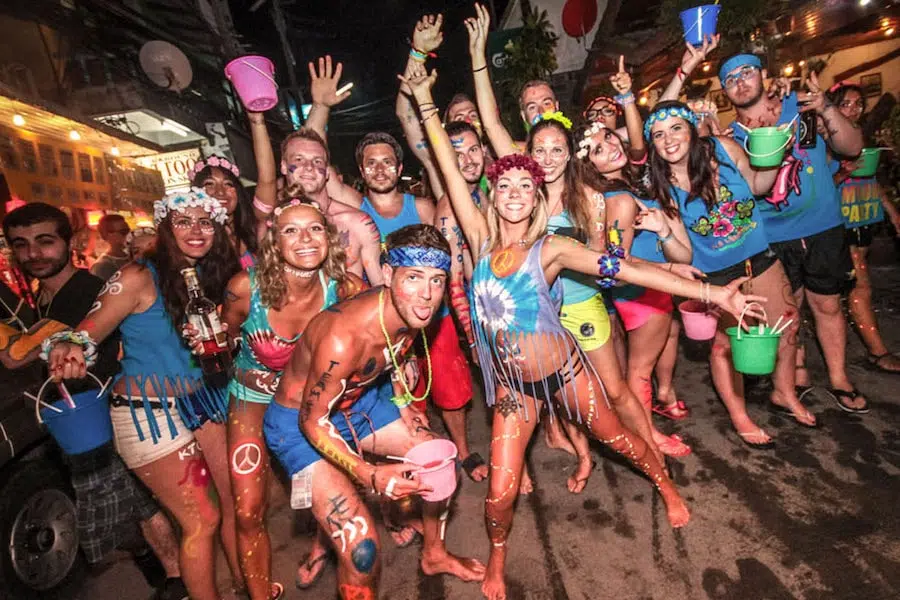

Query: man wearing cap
723,53,868,414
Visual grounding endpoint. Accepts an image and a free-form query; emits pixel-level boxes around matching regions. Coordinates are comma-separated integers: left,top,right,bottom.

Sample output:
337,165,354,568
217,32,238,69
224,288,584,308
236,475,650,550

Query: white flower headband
576,122,607,159
153,187,229,226
188,155,241,181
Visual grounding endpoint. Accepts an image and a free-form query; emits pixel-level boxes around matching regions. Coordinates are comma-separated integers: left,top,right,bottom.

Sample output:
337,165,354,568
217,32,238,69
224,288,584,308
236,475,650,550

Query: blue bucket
31,375,113,455
680,4,721,46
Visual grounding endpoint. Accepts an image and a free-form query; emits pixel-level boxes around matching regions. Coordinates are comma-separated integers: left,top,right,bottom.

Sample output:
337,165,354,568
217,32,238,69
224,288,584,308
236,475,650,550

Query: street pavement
78,237,900,600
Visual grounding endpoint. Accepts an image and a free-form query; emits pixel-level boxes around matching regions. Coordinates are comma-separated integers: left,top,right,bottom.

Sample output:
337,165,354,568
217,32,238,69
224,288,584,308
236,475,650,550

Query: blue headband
385,246,451,272
719,54,762,85
643,106,700,139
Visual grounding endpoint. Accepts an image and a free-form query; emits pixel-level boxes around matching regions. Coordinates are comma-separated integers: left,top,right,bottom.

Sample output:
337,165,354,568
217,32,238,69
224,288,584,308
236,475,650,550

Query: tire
0,459,85,599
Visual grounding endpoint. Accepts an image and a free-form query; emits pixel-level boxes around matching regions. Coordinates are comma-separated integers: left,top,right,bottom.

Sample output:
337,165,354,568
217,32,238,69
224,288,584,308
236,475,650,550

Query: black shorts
770,225,854,295
847,224,876,248
705,249,778,287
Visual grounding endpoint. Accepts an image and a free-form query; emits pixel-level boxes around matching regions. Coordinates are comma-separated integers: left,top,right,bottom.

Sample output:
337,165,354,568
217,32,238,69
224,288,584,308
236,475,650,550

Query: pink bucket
405,439,458,502
224,56,278,112
679,300,718,341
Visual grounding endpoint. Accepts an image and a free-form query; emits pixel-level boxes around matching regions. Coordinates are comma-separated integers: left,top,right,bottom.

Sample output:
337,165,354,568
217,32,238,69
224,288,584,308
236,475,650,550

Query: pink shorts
411,314,473,412
612,287,673,331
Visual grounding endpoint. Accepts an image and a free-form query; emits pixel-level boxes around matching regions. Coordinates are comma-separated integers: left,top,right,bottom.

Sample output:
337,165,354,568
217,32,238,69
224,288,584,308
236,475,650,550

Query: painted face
494,167,537,225
520,84,558,126
447,100,479,126
587,128,628,174
451,130,485,184
276,205,329,273
585,99,617,129
200,167,239,215
722,65,764,109
7,221,70,280
385,264,447,329
838,89,864,123
170,206,216,261
360,143,401,193
281,138,329,195
530,127,570,184
651,117,692,165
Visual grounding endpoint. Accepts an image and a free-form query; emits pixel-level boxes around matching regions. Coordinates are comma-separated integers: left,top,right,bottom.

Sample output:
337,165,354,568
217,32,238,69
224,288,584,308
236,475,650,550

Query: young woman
45,189,241,600
647,100,811,447
827,83,900,375
219,197,365,599
403,64,765,600
576,120,695,457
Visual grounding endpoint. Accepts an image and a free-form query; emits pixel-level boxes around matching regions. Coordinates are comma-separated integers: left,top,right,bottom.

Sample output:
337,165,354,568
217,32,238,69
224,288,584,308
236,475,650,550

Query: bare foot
421,550,486,582
543,421,576,456
660,490,691,528
481,552,507,600
462,456,489,482
519,469,534,495
566,456,594,494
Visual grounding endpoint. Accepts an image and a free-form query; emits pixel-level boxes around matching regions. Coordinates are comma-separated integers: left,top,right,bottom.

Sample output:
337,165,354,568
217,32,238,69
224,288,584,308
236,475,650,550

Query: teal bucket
850,148,881,178
743,126,793,168
726,326,782,375
30,374,113,456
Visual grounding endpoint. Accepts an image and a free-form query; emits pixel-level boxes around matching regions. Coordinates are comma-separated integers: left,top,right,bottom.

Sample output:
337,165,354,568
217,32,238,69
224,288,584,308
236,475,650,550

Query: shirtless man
271,224,485,599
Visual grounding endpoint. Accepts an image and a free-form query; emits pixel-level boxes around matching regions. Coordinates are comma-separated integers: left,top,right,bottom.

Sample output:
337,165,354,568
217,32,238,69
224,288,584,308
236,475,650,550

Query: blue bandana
719,54,762,86
643,106,699,139
385,246,451,272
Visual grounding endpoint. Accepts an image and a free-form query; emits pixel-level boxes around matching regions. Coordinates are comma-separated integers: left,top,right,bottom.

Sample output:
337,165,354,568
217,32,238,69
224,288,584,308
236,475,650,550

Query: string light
69,130,81,141
12,114,25,127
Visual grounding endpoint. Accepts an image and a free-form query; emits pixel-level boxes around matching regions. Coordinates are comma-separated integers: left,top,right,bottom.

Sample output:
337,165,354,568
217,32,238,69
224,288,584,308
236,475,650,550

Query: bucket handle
682,7,712,40
735,302,768,340
25,372,112,425
230,59,279,89
742,131,793,159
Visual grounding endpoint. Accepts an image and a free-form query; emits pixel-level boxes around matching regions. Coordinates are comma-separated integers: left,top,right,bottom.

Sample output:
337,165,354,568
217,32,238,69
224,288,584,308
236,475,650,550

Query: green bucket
850,148,881,178
743,126,793,168
726,325,782,375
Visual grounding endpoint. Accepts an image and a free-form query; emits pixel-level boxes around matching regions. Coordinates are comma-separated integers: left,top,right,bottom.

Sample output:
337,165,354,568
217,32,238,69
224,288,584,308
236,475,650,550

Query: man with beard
2,203,187,600
724,54,868,415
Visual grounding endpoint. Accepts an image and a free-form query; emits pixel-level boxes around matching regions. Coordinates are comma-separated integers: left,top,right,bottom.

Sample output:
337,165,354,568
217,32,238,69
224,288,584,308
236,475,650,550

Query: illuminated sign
136,148,201,192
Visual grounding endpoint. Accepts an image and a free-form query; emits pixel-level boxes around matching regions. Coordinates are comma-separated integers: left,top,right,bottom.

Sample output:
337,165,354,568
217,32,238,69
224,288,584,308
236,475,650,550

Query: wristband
391,393,414,408
252,196,274,215
472,65,488,73
658,230,674,243
596,254,621,288
409,48,428,63
40,330,98,366
614,92,635,106
676,67,687,81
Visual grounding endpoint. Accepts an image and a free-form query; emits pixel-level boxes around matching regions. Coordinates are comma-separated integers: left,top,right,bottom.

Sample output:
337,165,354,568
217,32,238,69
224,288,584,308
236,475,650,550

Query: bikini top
233,267,340,374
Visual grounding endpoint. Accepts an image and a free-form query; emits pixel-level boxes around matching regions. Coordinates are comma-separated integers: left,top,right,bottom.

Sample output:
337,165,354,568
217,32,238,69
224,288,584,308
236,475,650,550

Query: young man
724,54,868,415
91,214,131,281
2,203,186,600
270,224,485,600
519,79,559,129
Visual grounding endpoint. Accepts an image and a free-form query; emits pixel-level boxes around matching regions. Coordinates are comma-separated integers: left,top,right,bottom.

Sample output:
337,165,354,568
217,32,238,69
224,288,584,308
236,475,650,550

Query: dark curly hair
355,132,404,167
191,165,259,257
146,214,241,334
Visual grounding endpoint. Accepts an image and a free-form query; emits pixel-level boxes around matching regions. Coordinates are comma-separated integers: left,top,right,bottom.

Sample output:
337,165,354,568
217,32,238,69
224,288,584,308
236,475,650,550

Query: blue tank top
359,193,421,241
546,211,599,305
730,93,843,242
672,137,770,274
608,191,666,301
829,160,884,228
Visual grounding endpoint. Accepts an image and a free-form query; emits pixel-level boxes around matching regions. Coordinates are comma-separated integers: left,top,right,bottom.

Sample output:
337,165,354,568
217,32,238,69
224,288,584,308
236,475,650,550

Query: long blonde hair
256,196,347,310
481,187,550,257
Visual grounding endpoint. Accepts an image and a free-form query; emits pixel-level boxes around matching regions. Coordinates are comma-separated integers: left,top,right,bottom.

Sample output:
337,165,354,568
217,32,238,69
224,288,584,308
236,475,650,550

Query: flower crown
266,198,324,227
536,111,573,130
187,155,241,181
485,154,545,188
153,188,228,226
643,106,699,139
575,122,607,160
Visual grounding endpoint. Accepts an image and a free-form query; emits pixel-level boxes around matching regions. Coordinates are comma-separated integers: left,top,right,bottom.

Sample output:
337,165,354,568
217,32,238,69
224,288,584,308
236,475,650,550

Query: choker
284,264,317,278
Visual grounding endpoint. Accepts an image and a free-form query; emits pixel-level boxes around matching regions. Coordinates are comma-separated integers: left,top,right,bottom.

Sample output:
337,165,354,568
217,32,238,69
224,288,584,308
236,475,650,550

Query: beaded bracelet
391,392,415,408
39,330,98,366
615,92,635,106
596,254,621,288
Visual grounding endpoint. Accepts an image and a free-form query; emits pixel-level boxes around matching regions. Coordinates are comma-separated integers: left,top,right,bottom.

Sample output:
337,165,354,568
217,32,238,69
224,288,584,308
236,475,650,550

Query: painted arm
435,200,474,346
609,56,645,160
716,136,780,196
247,113,278,228
466,4,517,158
802,72,863,157
402,68,489,255
353,212,385,286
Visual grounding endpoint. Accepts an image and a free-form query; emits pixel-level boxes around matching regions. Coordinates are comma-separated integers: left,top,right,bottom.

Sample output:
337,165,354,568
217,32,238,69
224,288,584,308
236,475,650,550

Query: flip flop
825,387,870,414
270,583,285,600
385,524,423,548
866,353,900,375
460,452,487,482
652,399,690,421
737,429,775,450
655,434,692,458
767,403,817,428
295,552,329,590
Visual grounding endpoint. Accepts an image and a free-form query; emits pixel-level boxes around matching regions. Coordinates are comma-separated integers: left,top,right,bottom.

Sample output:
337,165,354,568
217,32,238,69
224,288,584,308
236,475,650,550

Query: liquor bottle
181,267,231,377
798,104,817,149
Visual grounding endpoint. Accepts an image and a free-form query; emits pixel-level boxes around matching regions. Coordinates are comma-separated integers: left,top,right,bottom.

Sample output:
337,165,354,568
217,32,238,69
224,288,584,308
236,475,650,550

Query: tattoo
360,215,380,242
302,360,340,422
495,394,521,419
324,495,370,554
415,140,428,150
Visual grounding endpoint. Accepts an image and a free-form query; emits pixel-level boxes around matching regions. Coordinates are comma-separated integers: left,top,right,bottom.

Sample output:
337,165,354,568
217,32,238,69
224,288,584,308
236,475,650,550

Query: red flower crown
485,154,545,188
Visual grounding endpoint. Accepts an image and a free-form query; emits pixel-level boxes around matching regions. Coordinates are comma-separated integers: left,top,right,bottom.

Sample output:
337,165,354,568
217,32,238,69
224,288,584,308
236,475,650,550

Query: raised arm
396,14,446,200
609,56,645,160
466,3,517,157
435,200,475,347
659,35,720,103
247,113,278,227
803,72,863,156
716,135,780,196
353,212,386,286
304,55,352,141
402,66,489,253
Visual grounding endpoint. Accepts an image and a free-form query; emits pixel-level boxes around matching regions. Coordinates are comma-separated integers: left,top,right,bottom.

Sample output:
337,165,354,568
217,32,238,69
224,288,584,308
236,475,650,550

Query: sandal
866,352,900,374
767,403,817,428
270,583,285,600
296,551,329,590
825,387,870,414
385,524,422,548
737,429,775,450
795,385,814,402
652,399,690,421
655,434,692,458
460,452,488,482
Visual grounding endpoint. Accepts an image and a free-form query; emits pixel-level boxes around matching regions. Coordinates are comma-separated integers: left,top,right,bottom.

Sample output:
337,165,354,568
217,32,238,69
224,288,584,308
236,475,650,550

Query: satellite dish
139,41,193,92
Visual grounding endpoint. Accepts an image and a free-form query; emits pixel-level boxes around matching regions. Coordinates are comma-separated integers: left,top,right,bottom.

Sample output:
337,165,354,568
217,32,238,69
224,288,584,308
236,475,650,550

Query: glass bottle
181,267,231,377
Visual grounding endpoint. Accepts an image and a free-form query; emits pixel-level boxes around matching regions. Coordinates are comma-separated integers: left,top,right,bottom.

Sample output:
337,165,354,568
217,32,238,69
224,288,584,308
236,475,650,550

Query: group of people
0,5,894,600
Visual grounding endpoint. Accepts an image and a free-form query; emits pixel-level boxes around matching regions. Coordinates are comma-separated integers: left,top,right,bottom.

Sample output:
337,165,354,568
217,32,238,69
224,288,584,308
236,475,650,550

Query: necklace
284,264,316,278
378,289,432,403
36,287,57,320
